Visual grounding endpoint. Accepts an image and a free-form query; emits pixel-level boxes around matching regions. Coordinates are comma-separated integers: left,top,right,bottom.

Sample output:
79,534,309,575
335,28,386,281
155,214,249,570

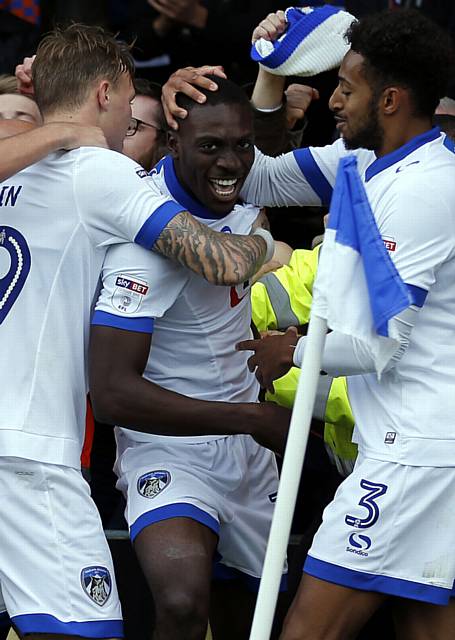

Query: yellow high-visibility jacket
251,247,357,476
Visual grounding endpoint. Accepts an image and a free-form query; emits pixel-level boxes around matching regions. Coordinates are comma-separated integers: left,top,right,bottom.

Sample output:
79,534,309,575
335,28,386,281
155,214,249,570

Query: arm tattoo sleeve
154,210,267,285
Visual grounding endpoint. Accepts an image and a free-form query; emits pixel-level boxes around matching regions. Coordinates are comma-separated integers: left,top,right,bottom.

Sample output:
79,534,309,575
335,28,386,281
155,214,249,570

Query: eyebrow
338,75,353,87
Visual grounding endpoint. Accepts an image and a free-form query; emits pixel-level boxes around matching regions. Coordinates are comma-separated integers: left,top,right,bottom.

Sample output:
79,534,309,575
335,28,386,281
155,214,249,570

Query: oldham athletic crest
81,566,112,606
137,470,171,498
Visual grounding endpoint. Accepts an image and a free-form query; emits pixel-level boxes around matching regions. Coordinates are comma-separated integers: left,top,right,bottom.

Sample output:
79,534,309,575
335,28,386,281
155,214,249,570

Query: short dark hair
176,75,252,115
134,77,162,103
346,9,453,117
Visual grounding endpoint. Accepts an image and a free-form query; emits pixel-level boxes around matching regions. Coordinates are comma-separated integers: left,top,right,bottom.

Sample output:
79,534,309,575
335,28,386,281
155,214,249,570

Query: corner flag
312,155,411,374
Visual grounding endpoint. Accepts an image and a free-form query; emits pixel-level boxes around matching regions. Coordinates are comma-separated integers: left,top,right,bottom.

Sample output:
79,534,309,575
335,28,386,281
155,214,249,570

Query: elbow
90,380,126,426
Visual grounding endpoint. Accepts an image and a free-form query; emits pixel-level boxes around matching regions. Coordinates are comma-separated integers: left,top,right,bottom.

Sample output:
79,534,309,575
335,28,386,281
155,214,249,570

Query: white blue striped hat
251,5,356,77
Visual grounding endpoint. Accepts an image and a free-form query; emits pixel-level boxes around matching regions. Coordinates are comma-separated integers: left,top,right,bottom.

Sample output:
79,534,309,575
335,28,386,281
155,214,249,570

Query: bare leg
394,597,455,640
280,573,387,640
134,517,218,640
210,582,288,640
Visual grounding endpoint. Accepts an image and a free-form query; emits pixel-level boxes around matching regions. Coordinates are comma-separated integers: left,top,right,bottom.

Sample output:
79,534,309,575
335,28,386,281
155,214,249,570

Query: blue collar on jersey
160,155,234,220
365,126,441,182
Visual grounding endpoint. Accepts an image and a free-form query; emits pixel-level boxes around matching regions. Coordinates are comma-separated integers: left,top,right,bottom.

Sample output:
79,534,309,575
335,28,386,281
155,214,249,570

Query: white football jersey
0,147,184,467
242,129,455,465
94,156,261,444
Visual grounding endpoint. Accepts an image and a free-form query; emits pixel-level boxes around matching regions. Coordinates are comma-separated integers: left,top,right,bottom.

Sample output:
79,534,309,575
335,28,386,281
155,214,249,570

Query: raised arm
89,324,290,454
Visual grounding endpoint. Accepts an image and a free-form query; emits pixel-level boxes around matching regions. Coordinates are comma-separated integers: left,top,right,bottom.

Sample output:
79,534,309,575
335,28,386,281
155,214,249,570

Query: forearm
154,210,273,285
91,370,258,437
0,123,76,181
251,68,285,110
293,308,417,376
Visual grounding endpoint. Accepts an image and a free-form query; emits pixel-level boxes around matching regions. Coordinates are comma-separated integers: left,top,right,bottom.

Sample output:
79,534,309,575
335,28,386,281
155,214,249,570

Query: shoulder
75,147,149,178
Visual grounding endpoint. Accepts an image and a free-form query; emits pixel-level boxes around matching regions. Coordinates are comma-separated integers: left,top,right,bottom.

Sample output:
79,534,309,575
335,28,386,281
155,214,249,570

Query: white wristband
293,336,305,368
253,228,275,263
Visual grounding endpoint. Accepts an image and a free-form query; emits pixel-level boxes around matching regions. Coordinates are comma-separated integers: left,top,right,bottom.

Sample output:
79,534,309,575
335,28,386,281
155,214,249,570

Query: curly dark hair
346,9,454,117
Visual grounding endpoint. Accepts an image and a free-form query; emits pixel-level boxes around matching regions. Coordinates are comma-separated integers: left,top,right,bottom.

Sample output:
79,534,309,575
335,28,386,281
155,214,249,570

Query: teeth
211,178,237,186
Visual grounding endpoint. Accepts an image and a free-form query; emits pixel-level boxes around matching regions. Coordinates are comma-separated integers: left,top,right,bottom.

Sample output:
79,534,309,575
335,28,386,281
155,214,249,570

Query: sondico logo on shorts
137,470,171,499
346,533,372,557
81,566,112,606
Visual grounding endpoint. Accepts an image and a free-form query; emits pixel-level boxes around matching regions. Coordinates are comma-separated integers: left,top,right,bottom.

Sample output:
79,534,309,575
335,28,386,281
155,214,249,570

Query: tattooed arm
154,210,272,285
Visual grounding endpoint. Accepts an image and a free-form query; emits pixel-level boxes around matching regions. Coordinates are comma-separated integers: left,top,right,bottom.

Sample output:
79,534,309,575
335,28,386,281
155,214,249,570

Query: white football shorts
115,433,287,589
0,457,123,637
304,455,455,604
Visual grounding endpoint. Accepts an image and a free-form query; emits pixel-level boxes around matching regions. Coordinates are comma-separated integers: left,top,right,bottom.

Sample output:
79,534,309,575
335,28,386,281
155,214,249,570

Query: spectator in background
0,73,41,124
123,77,167,171
0,1,39,74
117,0,283,85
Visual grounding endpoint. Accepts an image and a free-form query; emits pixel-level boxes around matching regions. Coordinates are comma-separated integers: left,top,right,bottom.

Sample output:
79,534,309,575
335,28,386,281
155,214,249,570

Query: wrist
252,228,275,263
251,69,285,110
293,336,305,368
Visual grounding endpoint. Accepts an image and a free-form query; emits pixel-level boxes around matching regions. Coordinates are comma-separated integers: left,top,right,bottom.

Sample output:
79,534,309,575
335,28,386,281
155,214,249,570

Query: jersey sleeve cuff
134,201,186,249
293,148,333,206
91,310,154,334
293,336,305,368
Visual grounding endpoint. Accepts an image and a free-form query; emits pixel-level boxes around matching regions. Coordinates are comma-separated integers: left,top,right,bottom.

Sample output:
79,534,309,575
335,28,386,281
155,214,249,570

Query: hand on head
15,55,35,96
161,65,226,130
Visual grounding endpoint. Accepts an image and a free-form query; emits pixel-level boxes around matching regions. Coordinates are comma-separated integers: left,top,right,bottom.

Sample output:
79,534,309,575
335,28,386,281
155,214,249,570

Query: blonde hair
0,74,19,95
33,23,134,115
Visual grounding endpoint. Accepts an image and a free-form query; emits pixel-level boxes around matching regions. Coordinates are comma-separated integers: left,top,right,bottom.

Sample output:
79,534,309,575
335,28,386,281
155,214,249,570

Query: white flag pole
249,313,328,640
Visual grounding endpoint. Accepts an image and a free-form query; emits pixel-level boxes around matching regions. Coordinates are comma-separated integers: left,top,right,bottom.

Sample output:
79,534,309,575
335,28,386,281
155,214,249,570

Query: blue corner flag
312,155,412,375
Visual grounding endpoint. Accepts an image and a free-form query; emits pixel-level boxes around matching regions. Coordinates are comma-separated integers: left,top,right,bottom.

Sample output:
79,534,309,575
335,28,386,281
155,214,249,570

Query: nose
329,85,342,113
216,148,242,173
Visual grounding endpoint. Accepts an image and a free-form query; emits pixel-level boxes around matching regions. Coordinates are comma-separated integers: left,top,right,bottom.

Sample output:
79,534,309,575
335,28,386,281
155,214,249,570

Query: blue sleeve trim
91,310,154,334
293,148,333,206
130,502,220,542
134,201,185,249
405,283,427,308
213,561,288,593
11,614,123,638
304,556,452,605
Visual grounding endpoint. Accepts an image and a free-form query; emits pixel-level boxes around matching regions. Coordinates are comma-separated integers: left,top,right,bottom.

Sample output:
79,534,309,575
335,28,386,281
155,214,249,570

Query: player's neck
43,101,95,127
377,116,434,158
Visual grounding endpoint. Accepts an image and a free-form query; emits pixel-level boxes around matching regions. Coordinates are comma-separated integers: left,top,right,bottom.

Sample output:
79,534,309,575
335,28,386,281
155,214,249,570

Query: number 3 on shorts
345,479,388,529
0,226,31,325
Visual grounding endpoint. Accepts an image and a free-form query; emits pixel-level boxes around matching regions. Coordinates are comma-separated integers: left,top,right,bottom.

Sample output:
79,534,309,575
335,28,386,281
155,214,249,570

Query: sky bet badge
137,470,171,499
110,274,149,314
81,566,112,606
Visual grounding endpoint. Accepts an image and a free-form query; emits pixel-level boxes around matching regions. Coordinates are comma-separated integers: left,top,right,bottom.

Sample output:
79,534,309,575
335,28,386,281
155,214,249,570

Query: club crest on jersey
382,236,396,252
137,470,171,498
81,566,112,606
111,275,149,314
230,280,250,307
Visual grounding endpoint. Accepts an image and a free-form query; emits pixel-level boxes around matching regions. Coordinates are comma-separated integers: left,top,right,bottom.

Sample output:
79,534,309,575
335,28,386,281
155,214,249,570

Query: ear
96,80,111,112
167,131,180,158
381,86,402,116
